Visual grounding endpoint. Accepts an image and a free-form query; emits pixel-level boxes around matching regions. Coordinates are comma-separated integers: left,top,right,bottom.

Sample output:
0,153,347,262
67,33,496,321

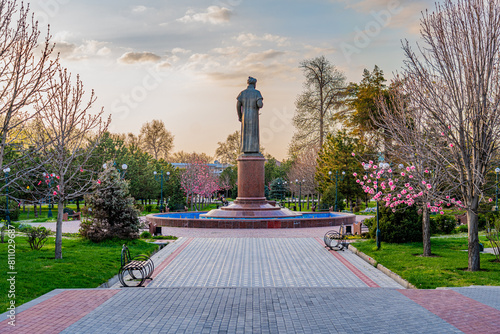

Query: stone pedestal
201,154,300,219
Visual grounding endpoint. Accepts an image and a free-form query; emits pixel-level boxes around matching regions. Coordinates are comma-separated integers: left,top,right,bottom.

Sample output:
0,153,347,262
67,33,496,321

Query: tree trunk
467,199,480,271
34,203,38,218
76,199,80,212
422,206,431,256
55,199,64,259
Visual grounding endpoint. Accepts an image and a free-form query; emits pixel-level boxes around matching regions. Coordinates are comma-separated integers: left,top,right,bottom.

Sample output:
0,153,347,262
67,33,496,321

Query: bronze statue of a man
237,77,263,154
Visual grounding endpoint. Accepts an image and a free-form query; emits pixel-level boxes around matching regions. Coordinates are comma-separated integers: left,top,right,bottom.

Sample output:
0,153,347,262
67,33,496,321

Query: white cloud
132,5,148,13
118,52,162,64
157,61,172,69
177,6,232,25
235,33,290,47
303,45,336,58
212,46,240,55
172,48,191,54
52,34,111,60
241,49,285,63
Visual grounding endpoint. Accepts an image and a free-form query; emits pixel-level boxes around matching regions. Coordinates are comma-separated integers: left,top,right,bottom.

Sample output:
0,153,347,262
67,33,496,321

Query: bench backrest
121,244,132,267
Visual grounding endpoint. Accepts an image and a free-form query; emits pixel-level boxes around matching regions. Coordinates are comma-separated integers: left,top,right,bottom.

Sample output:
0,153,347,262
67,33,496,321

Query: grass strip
0,236,158,313
351,236,500,289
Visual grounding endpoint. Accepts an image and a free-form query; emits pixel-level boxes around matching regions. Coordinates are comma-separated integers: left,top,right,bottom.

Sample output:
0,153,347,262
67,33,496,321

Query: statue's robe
237,85,263,153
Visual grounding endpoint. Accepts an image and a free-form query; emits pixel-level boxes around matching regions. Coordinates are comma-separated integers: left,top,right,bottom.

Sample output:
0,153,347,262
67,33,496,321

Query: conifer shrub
80,165,140,242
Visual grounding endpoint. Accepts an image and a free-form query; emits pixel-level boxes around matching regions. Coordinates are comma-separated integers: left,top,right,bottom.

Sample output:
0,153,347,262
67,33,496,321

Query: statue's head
247,76,257,86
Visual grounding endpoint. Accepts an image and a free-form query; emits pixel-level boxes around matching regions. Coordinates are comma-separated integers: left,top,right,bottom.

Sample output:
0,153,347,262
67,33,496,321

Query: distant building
171,160,232,176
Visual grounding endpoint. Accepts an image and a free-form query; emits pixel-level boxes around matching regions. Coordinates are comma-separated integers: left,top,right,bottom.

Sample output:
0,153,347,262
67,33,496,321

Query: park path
2,225,500,333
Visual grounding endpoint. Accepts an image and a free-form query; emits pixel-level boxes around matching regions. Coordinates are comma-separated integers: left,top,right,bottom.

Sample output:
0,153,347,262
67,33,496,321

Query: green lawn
16,203,81,221
0,236,158,313
351,236,500,289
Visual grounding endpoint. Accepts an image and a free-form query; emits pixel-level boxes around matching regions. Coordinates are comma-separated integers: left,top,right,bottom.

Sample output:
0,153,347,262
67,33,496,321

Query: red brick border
315,237,380,287
143,237,194,287
147,213,356,229
399,289,500,334
1,289,119,334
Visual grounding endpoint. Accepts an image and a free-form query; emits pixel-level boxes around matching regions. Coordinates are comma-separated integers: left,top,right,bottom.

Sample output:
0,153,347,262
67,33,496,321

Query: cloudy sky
30,0,434,161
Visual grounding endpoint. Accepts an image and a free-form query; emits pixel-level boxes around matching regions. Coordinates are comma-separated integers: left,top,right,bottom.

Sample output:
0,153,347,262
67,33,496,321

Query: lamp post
295,179,304,211
375,162,391,249
496,168,500,211
284,181,288,207
119,163,128,179
43,173,55,218
154,171,170,213
329,170,345,212
3,167,10,224
103,162,128,179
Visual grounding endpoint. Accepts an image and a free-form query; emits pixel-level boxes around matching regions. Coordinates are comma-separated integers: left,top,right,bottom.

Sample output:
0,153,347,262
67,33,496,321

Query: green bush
431,214,457,234
152,235,177,240
145,204,153,212
80,164,140,242
63,207,75,215
140,231,152,239
319,184,346,211
457,224,468,233
25,226,51,250
0,196,20,221
479,211,499,231
161,174,187,212
363,204,422,243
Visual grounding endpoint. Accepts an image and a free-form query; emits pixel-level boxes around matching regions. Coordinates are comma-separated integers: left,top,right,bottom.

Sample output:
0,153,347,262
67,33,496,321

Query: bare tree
378,0,500,270
30,65,110,259
215,131,240,164
0,1,57,190
139,119,174,160
124,132,141,154
170,151,212,164
287,149,318,209
290,56,346,155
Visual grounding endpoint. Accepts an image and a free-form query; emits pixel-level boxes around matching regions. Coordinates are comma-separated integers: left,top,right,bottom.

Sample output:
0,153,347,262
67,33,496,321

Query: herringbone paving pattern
60,288,462,334
148,238,402,288
4,235,500,333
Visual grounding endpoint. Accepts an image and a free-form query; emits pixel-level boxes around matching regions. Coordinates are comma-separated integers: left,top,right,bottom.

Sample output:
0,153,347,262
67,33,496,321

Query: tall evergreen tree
81,165,140,242
336,65,389,151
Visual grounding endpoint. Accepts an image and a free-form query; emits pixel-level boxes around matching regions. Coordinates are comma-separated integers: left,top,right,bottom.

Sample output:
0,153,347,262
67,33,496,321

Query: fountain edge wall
146,213,356,229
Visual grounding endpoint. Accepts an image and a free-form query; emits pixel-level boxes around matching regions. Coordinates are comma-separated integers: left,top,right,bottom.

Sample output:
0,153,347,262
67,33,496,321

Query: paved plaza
2,228,500,333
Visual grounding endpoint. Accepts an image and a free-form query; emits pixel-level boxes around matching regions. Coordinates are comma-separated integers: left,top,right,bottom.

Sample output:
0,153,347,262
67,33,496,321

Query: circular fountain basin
146,211,356,229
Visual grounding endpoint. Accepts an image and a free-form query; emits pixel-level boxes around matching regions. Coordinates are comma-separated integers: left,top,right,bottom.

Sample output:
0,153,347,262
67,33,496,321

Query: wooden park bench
62,211,81,221
118,245,155,287
323,224,352,251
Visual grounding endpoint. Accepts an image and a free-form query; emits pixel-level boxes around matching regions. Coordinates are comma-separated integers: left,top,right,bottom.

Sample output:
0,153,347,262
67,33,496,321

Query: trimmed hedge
363,204,422,243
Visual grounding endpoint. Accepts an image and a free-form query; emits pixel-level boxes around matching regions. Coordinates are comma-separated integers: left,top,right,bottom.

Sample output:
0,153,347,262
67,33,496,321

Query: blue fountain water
154,212,341,220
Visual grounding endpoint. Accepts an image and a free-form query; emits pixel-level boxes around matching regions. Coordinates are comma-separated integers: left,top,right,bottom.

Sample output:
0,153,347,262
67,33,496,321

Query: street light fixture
154,171,170,213
496,167,500,211
3,167,10,224
375,162,391,249
103,162,128,179
43,172,56,218
120,164,128,179
329,170,345,212
284,181,288,207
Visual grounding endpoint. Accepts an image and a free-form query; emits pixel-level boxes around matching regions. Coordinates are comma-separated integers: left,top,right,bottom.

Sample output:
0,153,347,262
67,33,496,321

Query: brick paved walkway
149,238,401,289
2,232,500,333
